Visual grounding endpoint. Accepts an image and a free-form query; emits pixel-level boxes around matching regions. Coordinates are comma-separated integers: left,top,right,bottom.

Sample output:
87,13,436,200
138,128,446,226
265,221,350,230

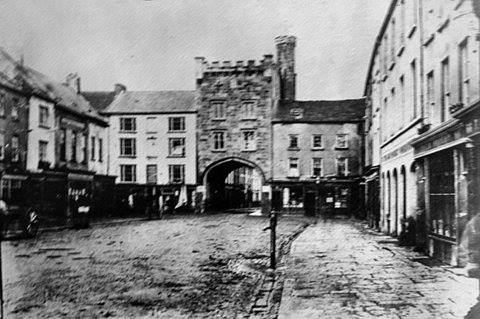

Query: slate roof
274,99,365,123
101,90,196,114
0,48,106,124
81,91,116,112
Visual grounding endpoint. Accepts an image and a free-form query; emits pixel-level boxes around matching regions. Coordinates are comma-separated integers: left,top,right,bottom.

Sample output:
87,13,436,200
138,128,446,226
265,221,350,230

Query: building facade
366,0,480,265
411,0,480,265
272,100,365,216
99,88,197,212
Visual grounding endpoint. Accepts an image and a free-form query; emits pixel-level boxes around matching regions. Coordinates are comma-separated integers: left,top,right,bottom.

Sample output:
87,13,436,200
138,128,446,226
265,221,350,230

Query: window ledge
311,148,324,151
396,45,405,57
335,147,349,150
167,155,186,158
146,131,158,134
212,149,226,153
119,155,137,159
241,149,257,152
38,125,50,129
119,130,136,134
241,118,257,121
168,130,186,133
288,147,300,151
407,25,416,38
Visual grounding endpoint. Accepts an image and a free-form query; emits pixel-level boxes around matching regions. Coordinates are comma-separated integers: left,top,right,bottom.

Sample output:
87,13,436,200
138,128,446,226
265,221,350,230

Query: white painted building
100,88,197,205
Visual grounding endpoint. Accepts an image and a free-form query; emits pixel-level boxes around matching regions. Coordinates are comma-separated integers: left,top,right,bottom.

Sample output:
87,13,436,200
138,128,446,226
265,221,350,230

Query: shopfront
413,120,473,265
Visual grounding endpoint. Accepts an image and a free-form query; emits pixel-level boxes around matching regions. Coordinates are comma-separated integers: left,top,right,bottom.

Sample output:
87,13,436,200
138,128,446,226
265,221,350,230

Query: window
120,165,136,182
390,19,396,63
90,136,96,161
335,134,348,149
242,101,255,119
212,101,226,119
337,158,348,177
459,40,470,105
288,158,299,177
0,94,4,117
391,87,396,133
39,140,48,162
11,99,18,120
81,134,87,163
98,138,103,162
120,138,136,156
120,117,136,132
213,132,225,150
146,164,158,184
312,158,323,177
169,117,185,131
169,137,186,157
426,71,435,122
312,135,323,149
289,134,298,149
59,129,66,161
71,131,77,163
441,58,450,122
0,134,4,160
11,136,19,162
243,131,256,150
400,0,405,47
39,106,49,127
169,164,185,184
411,60,418,119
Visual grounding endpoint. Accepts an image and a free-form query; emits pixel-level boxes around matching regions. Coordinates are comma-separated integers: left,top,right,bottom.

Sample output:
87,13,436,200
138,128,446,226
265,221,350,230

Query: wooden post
270,210,277,269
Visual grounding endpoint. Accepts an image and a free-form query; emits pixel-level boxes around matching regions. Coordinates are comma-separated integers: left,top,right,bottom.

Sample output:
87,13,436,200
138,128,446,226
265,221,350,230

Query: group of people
124,191,178,219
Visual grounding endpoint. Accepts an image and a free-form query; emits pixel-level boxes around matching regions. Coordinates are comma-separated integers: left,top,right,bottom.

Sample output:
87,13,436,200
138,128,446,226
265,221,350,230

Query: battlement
195,54,274,79
275,35,296,46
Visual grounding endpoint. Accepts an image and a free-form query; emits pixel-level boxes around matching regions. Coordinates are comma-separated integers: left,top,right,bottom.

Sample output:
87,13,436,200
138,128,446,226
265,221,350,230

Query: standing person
127,191,134,216
461,213,480,319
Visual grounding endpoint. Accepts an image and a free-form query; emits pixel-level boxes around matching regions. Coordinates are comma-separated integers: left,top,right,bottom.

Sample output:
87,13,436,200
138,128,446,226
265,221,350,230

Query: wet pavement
2,213,313,318
277,218,479,319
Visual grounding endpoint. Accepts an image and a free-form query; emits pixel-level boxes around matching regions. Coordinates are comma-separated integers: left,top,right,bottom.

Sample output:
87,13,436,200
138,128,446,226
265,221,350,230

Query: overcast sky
0,0,389,100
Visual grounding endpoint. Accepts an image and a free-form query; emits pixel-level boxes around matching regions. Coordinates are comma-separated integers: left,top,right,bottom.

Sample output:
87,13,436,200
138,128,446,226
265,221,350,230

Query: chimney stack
114,83,126,95
66,73,81,94
275,35,296,100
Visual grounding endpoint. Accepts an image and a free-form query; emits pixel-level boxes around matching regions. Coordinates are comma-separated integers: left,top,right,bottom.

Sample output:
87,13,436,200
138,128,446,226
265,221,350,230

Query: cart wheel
24,209,39,238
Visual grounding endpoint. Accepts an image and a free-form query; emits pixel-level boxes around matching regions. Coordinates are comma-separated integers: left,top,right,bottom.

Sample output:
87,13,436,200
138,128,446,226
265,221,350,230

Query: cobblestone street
278,219,479,319
3,214,313,318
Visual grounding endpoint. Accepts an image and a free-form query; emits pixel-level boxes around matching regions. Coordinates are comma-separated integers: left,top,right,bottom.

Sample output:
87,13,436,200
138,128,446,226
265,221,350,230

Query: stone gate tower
195,36,296,212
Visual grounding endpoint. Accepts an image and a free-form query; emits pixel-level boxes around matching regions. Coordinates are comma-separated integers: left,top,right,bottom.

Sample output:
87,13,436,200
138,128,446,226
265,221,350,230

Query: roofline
100,110,197,116
272,119,364,124
283,98,366,104
363,0,398,96
56,103,108,127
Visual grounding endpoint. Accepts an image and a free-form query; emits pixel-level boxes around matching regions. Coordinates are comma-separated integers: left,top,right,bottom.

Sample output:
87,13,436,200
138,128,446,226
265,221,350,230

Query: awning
414,137,472,159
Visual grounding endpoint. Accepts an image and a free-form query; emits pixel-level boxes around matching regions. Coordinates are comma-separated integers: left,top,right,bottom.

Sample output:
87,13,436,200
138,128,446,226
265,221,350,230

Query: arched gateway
202,157,266,211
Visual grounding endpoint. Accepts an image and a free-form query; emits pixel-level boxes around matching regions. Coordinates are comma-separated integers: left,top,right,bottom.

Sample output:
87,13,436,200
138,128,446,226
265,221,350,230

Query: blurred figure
460,213,480,319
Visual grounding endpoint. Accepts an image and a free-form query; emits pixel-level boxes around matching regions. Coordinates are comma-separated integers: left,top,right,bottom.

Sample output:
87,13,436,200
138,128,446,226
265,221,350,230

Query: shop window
283,186,303,208
213,131,225,150
0,178,23,203
243,130,256,150
146,164,158,184
169,164,185,184
71,131,77,163
289,134,299,149
120,138,136,157
98,138,103,162
120,164,136,182
120,117,136,132
169,117,185,131
169,137,186,157
312,134,323,149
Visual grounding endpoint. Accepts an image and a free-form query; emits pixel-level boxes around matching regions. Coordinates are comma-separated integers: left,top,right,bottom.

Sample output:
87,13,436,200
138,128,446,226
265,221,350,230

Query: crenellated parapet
195,55,275,81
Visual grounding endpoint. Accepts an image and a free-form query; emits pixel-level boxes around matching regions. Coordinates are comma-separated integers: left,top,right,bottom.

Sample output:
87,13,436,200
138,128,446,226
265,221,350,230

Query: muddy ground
3,213,314,318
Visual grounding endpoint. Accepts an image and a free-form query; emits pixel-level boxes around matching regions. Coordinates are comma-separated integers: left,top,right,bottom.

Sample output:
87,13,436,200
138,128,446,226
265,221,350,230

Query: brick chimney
275,35,296,101
66,73,81,93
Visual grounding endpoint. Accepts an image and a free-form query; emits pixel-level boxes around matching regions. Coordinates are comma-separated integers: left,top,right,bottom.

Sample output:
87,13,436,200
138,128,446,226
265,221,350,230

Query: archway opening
203,158,265,211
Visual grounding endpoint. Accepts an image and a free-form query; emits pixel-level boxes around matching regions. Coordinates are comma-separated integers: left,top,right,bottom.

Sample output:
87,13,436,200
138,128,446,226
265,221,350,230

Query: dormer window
290,108,303,119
